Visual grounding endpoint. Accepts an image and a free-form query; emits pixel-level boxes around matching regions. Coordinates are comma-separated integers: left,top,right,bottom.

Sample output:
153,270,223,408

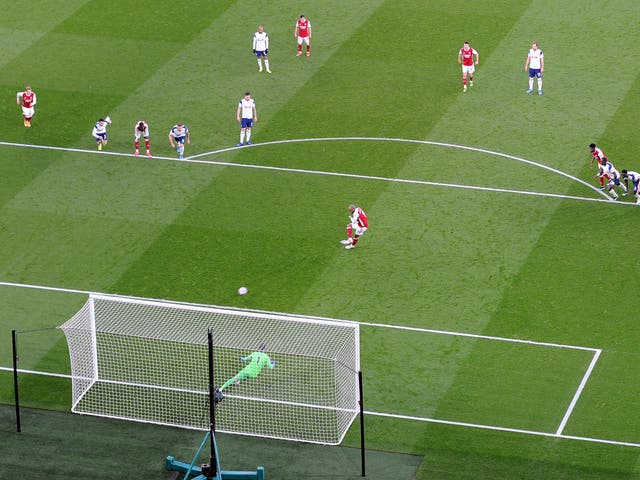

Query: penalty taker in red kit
340,204,368,250
215,343,275,403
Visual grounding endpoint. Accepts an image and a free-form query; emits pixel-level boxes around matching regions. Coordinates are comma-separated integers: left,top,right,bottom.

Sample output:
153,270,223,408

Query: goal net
59,294,360,445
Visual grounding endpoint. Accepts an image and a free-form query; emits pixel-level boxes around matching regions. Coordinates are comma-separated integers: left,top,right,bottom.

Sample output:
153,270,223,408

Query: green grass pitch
1,0,640,478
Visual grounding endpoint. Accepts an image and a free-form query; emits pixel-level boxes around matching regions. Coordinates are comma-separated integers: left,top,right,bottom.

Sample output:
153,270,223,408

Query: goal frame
60,293,361,446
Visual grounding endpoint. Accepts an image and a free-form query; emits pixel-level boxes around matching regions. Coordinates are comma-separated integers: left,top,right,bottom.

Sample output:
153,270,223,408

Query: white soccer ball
238,287,248,296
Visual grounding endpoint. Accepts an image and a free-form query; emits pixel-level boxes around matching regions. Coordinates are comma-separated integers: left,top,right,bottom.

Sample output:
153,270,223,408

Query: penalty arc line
186,136,615,202
188,136,592,188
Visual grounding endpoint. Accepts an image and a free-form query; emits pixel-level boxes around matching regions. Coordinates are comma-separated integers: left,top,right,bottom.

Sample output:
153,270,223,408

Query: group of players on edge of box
588,143,640,204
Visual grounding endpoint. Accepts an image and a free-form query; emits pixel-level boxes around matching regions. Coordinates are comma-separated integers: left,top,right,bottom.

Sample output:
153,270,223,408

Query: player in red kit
16,86,36,127
457,42,479,92
134,121,152,157
340,204,368,250
589,143,610,190
295,14,312,57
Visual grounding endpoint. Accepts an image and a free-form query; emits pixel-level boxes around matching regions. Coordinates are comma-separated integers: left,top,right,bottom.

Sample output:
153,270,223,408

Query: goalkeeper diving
215,343,275,402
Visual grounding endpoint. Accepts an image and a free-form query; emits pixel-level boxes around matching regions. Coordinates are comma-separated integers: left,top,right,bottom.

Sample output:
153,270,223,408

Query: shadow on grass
0,404,421,479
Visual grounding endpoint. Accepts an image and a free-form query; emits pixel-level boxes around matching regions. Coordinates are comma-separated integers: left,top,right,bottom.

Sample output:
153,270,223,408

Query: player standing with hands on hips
236,92,257,147
253,25,271,73
295,14,312,57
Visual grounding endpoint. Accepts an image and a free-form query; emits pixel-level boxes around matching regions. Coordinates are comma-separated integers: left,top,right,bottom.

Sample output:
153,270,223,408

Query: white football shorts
462,65,475,75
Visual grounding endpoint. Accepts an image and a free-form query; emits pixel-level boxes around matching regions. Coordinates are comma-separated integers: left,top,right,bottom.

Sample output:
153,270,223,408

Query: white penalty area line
0,140,175,161
0,138,629,206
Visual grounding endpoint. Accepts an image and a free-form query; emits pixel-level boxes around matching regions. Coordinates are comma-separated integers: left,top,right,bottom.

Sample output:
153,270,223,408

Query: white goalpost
59,294,360,445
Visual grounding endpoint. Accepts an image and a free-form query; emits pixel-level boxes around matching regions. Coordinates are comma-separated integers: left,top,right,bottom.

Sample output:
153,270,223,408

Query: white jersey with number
527,48,544,69
253,31,269,51
239,98,255,119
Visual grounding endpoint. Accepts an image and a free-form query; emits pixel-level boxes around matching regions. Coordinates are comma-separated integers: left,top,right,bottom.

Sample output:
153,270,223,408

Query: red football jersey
21,91,35,108
353,208,368,228
591,147,607,164
296,18,310,37
459,47,476,66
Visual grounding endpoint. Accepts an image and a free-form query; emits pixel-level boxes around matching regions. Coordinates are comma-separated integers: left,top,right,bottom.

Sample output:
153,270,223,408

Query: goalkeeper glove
241,357,246,362
214,388,224,404
270,361,276,367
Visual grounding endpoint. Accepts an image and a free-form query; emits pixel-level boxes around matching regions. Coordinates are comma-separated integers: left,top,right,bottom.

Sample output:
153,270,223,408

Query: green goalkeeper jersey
242,351,274,377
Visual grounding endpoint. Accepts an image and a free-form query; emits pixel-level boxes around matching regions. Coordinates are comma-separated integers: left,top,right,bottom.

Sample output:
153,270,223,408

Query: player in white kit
253,26,271,73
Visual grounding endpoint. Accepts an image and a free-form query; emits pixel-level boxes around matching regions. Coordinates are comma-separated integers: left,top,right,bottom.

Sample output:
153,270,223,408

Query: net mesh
59,294,360,445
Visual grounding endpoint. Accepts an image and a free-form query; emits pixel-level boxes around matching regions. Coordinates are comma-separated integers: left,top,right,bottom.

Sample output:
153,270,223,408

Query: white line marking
2,365,636,448
189,137,590,185
358,321,599,352
0,140,178,161
365,410,640,448
187,137,613,201
0,281,95,298
0,130,623,447
555,348,602,435
1,138,628,205
0,367,73,380
0,280,598,351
